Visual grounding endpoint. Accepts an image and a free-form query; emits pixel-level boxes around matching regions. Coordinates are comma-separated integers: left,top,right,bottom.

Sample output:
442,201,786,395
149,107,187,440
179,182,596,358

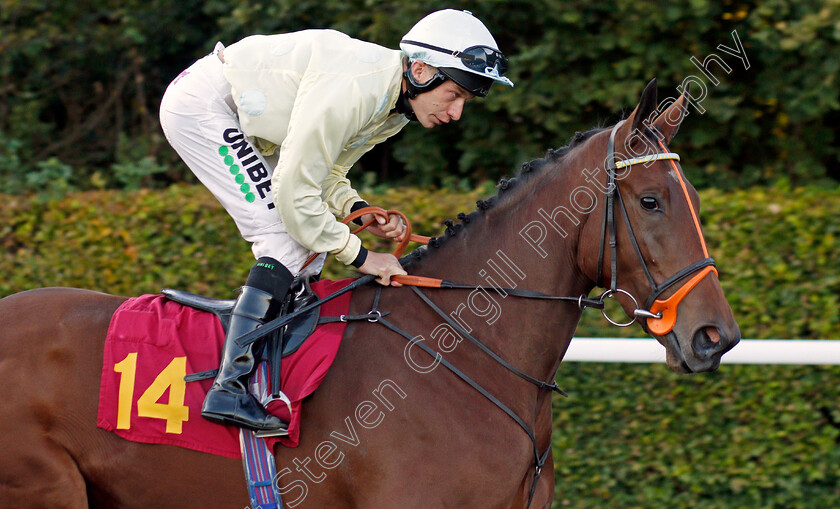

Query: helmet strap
394,88,416,121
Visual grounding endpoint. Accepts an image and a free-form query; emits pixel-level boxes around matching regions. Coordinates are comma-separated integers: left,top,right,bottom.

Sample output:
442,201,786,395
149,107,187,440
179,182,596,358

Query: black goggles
401,40,508,76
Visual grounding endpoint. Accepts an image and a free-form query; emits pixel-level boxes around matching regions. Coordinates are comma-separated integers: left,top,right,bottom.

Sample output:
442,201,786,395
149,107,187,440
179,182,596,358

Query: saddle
163,275,321,393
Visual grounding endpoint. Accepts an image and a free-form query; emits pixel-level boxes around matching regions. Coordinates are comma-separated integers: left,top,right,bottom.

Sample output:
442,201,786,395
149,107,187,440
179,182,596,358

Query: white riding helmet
400,9,514,98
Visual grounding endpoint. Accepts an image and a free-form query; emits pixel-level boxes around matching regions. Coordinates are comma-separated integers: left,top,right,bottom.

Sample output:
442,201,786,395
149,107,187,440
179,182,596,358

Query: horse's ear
651,83,691,144
617,78,658,141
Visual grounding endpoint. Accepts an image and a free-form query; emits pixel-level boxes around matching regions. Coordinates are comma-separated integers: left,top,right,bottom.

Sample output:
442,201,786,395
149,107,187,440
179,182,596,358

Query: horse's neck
407,169,593,385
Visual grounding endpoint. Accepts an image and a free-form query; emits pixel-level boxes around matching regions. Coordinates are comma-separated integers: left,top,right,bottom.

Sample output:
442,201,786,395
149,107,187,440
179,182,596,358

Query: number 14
113,352,190,434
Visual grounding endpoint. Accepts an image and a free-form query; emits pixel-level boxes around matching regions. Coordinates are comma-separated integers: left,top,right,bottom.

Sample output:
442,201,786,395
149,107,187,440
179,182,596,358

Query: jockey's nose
448,99,465,122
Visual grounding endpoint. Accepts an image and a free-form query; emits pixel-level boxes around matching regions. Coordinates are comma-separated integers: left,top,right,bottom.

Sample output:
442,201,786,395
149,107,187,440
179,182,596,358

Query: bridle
596,120,718,335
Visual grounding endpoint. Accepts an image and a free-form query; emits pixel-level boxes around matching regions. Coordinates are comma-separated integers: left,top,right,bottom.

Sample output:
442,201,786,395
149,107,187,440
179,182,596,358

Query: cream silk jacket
222,30,410,265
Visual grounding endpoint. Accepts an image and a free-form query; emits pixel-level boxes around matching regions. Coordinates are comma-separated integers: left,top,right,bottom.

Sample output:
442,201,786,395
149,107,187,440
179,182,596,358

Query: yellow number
114,354,190,434
113,352,138,429
137,356,190,434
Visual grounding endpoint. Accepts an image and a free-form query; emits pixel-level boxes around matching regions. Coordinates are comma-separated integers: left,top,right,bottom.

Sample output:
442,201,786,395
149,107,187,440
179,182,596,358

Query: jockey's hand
358,251,407,287
361,212,407,242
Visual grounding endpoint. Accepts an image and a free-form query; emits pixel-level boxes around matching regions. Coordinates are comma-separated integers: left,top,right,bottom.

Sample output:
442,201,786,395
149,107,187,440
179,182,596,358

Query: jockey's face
407,61,475,129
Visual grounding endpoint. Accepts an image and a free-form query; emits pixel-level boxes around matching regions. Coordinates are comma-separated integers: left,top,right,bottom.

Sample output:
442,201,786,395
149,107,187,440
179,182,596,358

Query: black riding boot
201,257,293,433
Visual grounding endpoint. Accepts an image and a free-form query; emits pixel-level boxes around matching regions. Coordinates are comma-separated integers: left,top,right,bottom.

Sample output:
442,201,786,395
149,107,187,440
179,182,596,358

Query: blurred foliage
1,183,837,338
2,0,840,193
551,362,840,508
1,183,838,507
0,185,254,298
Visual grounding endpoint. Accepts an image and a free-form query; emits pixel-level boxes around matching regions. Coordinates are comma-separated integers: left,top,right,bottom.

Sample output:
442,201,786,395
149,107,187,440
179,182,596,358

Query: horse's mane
404,126,607,264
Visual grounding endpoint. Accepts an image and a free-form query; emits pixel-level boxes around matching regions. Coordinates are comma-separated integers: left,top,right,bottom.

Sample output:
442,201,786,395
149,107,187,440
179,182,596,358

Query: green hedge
551,362,840,508
0,184,487,298
2,182,836,339
2,184,839,507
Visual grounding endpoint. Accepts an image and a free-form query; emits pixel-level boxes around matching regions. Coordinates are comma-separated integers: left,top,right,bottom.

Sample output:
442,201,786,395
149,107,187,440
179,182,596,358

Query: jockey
158,9,513,434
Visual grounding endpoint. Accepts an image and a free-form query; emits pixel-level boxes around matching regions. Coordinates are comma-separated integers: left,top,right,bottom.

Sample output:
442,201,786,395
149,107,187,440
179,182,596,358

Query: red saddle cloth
96,278,354,458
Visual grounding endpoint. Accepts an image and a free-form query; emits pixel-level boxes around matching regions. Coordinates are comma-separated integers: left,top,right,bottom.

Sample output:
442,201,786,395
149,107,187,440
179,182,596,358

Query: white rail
565,338,840,365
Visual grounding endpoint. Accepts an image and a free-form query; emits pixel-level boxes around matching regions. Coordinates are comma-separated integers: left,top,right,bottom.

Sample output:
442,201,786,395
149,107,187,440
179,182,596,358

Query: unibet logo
217,128,275,210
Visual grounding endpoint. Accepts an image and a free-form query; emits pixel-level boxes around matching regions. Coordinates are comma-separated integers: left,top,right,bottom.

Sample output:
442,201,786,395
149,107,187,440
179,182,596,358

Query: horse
0,79,739,508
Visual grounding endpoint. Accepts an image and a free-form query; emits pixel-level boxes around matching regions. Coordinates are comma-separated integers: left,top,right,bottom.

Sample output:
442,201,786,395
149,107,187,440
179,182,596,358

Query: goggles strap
394,87,416,121
402,64,447,100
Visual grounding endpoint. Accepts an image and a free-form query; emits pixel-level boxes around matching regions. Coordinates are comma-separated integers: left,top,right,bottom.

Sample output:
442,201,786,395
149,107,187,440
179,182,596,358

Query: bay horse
0,79,739,508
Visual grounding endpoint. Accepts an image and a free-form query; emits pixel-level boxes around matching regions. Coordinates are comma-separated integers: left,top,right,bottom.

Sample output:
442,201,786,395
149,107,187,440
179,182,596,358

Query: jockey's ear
410,60,438,83
651,83,691,145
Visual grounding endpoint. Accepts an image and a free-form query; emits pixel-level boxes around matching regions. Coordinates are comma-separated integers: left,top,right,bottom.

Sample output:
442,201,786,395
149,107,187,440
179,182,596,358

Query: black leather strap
436,281,603,309
234,275,377,348
606,121,623,292
375,312,552,509
184,369,218,382
411,286,566,395
644,257,716,310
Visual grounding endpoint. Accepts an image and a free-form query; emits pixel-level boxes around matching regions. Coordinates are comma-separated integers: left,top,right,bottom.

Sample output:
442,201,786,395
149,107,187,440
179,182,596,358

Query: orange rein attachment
299,206,436,286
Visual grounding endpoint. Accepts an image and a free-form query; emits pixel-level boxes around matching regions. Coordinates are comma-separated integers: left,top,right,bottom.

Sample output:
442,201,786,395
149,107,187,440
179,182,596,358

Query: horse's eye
640,196,660,211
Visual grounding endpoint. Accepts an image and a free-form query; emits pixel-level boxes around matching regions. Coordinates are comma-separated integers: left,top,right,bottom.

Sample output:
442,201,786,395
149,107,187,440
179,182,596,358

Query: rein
308,206,606,308
392,275,604,308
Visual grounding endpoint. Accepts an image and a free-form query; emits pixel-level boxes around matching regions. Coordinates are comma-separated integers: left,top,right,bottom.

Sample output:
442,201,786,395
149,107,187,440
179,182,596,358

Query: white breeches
159,43,326,276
